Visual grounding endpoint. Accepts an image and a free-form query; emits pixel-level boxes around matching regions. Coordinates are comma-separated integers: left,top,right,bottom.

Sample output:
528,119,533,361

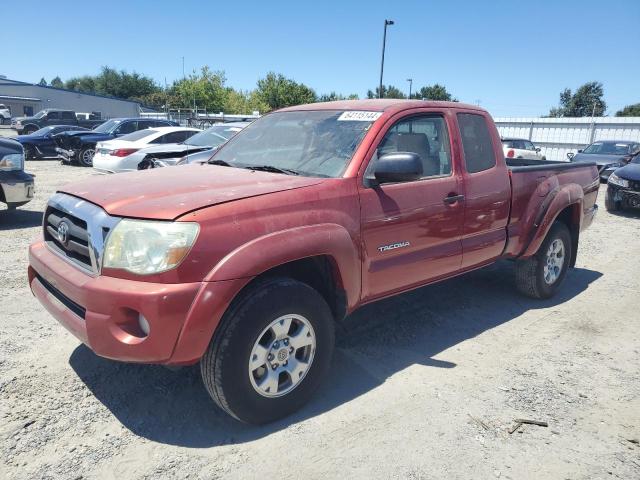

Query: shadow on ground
0,209,43,230
69,261,602,448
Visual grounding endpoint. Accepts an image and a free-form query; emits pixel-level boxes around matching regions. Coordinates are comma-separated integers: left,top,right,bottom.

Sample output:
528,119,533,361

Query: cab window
457,113,496,173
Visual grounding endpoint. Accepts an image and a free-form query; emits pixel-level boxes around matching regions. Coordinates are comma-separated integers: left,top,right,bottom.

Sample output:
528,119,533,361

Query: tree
615,103,640,117
38,77,47,86
366,85,405,99
318,92,359,102
169,67,228,111
64,75,97,93
255,72,317,110
50,76,64,88
548,82,606,117
413,83,457,101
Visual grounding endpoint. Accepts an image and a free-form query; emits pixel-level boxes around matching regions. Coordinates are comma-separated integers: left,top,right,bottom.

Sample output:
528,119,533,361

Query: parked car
501,138,546,160
0,138,34,210
605,152,640,211
14,125,91,159
568,140,640,181
92,127,200,173
54,118,179,167
133,122,250,171
11,109,104,135
28,100,599,424
173,148,217,166
0,104,11,125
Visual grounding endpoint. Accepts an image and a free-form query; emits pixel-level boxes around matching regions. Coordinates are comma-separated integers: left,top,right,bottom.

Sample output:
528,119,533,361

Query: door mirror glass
567,152,575,160
577,149,583,153
535,147,541,152
373,152,423,184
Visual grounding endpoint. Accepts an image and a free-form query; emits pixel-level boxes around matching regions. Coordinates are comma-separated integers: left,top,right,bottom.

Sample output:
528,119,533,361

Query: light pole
378,19,394,99
406,78,413,99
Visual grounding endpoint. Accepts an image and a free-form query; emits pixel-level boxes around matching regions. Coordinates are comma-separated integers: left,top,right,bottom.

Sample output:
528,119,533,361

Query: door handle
443,194,465,204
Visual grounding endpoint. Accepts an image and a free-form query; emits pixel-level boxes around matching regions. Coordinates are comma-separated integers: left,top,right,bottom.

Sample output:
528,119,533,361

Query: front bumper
55,147,75,162
1,170,35,205
28,240,250,365
607,183,640,208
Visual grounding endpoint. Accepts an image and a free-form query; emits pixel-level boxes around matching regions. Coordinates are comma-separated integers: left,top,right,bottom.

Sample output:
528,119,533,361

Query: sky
4,0,639,117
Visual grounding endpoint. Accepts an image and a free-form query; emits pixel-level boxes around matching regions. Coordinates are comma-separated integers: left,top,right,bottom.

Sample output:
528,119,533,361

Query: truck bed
504,158,600,258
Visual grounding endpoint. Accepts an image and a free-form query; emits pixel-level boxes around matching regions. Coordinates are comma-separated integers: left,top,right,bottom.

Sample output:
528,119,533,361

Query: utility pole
182,57,185,80
406,78,413,99
378,19,394,99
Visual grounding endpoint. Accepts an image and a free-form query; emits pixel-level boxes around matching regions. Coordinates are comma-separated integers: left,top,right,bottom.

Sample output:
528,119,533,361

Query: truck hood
58,164,324,220
615,163,640,182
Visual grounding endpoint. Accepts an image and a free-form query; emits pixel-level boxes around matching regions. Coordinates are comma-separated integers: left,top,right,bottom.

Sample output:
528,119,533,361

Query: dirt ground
1,159,639,480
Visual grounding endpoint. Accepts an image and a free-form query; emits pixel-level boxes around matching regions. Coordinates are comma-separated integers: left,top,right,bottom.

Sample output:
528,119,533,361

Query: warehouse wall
494,116,640,161
0,79,141,119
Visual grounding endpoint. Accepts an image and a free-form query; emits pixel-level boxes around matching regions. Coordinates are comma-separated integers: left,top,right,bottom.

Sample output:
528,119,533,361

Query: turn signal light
507,149,515,158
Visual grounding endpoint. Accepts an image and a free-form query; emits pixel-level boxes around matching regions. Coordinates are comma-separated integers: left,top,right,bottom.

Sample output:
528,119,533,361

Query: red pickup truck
28,100,599,424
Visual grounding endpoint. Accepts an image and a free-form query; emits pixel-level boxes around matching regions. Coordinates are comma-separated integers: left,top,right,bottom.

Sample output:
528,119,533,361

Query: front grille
43,193,120,275
44,206,93,270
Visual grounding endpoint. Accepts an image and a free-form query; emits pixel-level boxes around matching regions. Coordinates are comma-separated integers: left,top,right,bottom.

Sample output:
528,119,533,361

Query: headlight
0,153,24,171
103,219,199,274
608,173,629,188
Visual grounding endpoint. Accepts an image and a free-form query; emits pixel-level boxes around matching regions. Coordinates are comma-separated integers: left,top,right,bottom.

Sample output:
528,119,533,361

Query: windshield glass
209,111,376,177
32,126,55,136
582,142,633,155
92,119,121,133
118,129,156,142
33,110,48,119
185,125,242,147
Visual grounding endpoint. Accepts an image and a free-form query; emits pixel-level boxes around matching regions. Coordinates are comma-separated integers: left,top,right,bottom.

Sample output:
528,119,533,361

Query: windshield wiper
207,159,232,166
246,165,300,176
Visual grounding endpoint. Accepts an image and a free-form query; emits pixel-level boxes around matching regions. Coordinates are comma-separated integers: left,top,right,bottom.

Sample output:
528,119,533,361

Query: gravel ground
1,160,639,480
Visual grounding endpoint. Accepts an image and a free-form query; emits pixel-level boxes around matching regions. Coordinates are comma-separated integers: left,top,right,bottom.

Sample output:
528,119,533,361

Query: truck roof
279,99,485,113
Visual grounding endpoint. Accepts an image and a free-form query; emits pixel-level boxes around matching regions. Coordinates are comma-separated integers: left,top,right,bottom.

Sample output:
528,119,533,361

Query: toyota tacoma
28,100,599,424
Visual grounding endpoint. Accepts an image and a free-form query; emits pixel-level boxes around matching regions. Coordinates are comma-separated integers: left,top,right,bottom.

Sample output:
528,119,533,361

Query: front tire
78,146,95,167
515,222,572,299
200,277,335,424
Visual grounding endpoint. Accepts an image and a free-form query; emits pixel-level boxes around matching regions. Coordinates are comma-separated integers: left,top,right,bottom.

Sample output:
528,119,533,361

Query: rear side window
457,113,496,173
47,111,60,120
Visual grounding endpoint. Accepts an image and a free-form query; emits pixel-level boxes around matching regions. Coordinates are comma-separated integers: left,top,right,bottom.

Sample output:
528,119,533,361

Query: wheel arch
520,184,584,264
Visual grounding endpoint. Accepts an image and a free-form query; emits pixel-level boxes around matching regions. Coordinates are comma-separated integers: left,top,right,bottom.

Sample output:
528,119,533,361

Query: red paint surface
29,100,599,365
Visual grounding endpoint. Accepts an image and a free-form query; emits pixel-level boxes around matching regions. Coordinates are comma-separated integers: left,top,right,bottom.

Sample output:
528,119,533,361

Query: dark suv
12,109,104,134
55,118,178,166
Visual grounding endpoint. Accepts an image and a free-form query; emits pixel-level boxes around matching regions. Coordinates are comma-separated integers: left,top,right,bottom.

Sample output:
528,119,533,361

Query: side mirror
372,152,423,185
567,152,575,160
535,147,541,152
577,149,583,153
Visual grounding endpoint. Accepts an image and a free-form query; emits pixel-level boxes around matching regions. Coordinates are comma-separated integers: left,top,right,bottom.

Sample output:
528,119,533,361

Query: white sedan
92,127,200,173
501,138,546,161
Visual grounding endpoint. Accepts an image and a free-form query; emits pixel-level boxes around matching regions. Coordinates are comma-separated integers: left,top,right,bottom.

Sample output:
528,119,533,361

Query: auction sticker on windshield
337,111,383,122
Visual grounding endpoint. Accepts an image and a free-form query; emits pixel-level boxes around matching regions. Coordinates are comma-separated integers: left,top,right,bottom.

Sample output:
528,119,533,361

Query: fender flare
520,183,583,258
205,223,361,309
168,224,361,364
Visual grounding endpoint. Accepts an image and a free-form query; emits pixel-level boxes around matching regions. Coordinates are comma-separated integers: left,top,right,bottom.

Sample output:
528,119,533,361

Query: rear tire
515,222,572,299
200,277,335,424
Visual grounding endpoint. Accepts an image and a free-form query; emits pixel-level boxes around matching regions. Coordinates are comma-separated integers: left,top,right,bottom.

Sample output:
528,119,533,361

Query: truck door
359,112,465,301
455,112,511,269
45,110,59,126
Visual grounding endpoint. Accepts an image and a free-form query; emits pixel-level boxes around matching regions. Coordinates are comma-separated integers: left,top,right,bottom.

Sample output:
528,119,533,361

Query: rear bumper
28,240,249,365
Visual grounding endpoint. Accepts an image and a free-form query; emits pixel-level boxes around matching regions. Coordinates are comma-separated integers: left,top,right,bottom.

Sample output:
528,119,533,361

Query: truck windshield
209,110,376,177
33,110,48,119
92,119,121,133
